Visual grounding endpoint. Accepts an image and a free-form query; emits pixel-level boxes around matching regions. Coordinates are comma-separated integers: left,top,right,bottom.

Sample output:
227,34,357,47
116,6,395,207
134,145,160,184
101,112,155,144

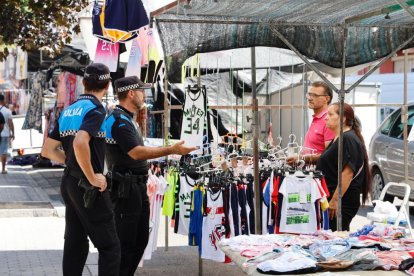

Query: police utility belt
107,171,148,199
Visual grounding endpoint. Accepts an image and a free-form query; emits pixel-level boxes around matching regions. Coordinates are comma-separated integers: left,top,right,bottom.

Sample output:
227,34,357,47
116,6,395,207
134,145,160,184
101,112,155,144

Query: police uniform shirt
105,105,148,174
49,94,107,174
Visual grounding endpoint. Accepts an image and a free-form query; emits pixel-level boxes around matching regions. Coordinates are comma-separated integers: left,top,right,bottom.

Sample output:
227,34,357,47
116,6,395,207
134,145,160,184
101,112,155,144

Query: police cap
114,76,151,94
84,63,111,81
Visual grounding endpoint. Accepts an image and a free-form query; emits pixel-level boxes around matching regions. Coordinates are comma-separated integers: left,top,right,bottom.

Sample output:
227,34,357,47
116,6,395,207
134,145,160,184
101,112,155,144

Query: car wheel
371,168,394,202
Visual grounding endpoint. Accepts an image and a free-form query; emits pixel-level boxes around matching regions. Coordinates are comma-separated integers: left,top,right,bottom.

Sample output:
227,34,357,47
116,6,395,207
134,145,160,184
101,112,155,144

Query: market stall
152,0,414,233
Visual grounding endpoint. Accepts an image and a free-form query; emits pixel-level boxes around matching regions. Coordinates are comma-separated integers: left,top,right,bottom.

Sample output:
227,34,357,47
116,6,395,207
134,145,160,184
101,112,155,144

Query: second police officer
41,63,121,276
105,76,196,276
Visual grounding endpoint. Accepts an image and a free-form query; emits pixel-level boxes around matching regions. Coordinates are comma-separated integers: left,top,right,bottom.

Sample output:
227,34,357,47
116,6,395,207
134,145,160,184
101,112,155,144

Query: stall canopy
153,0,414,82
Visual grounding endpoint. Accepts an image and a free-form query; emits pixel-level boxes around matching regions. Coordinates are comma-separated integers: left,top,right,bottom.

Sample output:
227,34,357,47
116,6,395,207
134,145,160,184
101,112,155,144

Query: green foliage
0,0,89,60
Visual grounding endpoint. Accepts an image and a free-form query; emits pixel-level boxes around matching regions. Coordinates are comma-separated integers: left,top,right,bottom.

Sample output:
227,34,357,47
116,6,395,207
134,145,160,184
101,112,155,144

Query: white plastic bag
372,200,398,216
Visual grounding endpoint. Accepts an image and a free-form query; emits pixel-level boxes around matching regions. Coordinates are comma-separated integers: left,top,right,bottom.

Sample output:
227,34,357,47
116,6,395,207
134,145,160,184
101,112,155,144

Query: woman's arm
328,164,354,219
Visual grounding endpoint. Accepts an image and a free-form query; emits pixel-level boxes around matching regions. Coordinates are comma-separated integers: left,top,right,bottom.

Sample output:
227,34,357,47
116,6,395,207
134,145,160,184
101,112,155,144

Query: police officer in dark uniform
41,63,121,276
106,76,195,276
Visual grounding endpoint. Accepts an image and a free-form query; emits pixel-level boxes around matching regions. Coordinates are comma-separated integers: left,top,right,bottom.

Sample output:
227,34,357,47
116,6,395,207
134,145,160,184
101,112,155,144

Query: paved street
0,165,409,275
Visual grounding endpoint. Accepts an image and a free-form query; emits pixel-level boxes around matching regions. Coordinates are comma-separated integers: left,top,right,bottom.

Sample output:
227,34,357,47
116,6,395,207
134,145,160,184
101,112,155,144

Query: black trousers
60,174,120,276
328,187,361,232
112,180,150,276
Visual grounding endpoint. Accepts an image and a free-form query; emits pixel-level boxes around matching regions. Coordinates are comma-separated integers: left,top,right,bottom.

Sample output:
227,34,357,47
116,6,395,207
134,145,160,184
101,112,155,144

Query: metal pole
251,47,261,234
270,28,338,93
164,68,169,252
346,33,414,92
196,58,203,276
403,50,409,182
303,64,308,143
395,0,414,18
155,18,414,29
236,71,239,131
337,26,349,231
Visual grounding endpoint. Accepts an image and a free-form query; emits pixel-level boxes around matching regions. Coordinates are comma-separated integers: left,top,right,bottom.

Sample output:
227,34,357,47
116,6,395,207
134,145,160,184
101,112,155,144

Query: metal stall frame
151,4,414,270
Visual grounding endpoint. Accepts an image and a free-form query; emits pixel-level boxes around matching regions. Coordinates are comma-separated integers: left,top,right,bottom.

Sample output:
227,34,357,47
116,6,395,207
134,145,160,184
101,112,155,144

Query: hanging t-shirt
201,188,226,262
180,86,206,149
175,175,195,235
279,176,322,234
143,174,168,260
162,169,178,217
94,40,120,72
125,38,142,77
15,46,28,80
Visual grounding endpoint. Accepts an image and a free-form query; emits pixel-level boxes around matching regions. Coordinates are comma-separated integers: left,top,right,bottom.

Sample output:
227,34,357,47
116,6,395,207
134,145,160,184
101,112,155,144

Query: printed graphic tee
279,176,322,234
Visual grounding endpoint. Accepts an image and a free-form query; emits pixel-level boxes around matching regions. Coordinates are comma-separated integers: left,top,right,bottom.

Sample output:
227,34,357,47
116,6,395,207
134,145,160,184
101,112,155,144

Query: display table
219,243,406,276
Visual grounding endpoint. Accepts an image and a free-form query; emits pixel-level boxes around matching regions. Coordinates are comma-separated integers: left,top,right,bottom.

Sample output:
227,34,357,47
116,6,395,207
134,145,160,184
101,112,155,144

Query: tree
0,0,89,60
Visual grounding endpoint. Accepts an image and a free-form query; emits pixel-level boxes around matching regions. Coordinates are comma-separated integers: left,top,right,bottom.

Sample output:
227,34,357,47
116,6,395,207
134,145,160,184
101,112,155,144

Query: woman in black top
316,102,372,231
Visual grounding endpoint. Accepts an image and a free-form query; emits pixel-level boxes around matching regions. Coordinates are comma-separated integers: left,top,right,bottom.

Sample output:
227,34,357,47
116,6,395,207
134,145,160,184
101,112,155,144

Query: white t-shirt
257,251,317,273
201,188,226,262
0,106,12,137
279,176,322,234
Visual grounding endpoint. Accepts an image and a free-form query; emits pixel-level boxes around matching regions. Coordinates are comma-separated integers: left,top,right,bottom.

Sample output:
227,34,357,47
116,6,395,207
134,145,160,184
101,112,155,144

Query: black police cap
84,63,111,81
114,76,151,93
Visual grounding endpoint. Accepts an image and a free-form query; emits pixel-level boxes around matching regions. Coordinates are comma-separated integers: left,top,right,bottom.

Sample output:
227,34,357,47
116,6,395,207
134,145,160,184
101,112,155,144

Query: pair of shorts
0,137,9,155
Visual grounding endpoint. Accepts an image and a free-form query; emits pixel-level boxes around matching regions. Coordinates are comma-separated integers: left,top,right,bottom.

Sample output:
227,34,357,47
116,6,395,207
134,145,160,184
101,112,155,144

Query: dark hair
117,90,128,101
117,89,144,101
331,102,372,204
83,79,110,92
0,94,4,102
311,81,333,104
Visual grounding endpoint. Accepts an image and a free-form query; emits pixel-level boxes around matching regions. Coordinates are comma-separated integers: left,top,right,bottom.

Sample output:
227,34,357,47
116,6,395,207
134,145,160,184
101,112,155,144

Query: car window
388,106,414,139
407,106,414,135
381,109,400,135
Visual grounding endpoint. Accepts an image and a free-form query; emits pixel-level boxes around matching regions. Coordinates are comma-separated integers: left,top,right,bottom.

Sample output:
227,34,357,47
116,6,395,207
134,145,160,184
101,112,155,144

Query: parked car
369,103,414,200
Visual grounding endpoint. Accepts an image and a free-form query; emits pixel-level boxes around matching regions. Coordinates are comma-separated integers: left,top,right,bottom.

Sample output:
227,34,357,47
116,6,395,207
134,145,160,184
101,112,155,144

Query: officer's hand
286,156,297,165
90,173,107,192
171,140,197,155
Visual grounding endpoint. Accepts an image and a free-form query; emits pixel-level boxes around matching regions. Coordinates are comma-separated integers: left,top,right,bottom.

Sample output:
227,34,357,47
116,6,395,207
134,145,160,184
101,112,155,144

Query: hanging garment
230,184,239,236
278,175,322,234
262,177,271,234
143,173,168,260
125,38,142,77
75,75,84,99
103,0,148,43
18,89,30,115
22,77,43,132
162,169,178,217
238,184,249,235
94,40,120,72
46,102,64,136
92,1,112,42
15,46,28,80
189,184,204,250
201,188,226,262
65,72,77,107
180,86,207,149
56,73,67,107
136,27,149,66
174,175,195,235
246,179,255,234
4,52,15,80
